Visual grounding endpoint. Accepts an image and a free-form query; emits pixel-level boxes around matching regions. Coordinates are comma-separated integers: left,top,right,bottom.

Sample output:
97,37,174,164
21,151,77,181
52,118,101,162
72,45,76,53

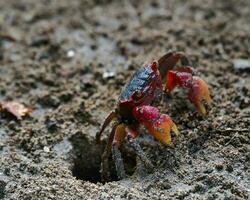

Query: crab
96,51,212,180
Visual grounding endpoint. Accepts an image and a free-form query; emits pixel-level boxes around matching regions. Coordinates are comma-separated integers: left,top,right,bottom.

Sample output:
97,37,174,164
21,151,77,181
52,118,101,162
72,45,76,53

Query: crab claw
166,70,212,115
133,105,179,144
188,77,212,115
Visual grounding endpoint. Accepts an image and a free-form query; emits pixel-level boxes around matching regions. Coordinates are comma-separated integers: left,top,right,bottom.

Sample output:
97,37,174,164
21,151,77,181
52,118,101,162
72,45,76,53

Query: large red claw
188,77,212,115
150,114,179,144
133,106,179,144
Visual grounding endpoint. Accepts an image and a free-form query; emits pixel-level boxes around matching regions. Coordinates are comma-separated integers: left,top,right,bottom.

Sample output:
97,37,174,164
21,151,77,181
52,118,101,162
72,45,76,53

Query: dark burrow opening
69,132,136,183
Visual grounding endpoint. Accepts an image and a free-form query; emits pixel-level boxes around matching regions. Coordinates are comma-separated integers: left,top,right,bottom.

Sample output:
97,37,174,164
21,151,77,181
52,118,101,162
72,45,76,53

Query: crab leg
127,137,154,169
102,123,127,180
123,125,153,168
133,105,179,145
108,124,154,179
166,69,212,115
158,51,189,78
96,111,117,143
101,123,117,181
111,124,127,179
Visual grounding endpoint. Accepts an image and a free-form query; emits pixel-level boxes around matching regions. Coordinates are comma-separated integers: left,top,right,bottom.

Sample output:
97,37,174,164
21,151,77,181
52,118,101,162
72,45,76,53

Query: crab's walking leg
112,145,126,179
101,123,117,181
127,137,154,169
133,105,179,145
158,51,189,78
166,69,212,115
96,111,116,143
124,125,153,168
112,124,127,179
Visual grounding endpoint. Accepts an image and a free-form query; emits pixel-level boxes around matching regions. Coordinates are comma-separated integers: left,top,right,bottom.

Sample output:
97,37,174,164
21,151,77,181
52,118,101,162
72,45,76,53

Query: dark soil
0,0,249,199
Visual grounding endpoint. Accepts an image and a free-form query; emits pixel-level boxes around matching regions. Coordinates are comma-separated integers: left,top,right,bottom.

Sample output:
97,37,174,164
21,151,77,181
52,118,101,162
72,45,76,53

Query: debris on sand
67,49,75,58
0,101,32,119
102,71,115,79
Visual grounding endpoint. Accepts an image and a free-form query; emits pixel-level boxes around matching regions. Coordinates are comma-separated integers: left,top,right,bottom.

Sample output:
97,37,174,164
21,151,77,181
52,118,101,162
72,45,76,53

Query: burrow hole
69,132,136,183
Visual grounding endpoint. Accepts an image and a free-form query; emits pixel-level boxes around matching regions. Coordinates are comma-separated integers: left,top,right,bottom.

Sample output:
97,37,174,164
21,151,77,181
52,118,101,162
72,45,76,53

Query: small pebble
226,165,234,173
43,146,50,153
29,36,50,47
215,163,224,171
233,59,250,72
204,168,213,174
45,119,58,132
102,71,115,79
67,50,75,58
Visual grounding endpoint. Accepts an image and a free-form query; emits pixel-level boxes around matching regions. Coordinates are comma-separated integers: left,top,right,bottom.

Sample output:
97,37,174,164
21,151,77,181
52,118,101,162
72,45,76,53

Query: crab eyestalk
133,105,179,144
166,70,212,115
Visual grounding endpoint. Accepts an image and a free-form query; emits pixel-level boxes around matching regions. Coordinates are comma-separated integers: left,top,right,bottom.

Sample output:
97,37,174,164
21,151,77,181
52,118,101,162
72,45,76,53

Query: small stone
82,74,95,86
102,71,115,79
204,168,213,174
162,182,171,189
215,163,223,171
194,183,206,193
226,165,234,173
38,95,60,108
233,59,250,72
43,146,50,153
29,36,50,47
37,52,50,60
45,119,58,132
67,50,75,58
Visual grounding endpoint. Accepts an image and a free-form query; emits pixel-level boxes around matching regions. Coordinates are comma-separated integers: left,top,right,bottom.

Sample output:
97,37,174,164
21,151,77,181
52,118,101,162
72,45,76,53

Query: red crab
96,51,212,180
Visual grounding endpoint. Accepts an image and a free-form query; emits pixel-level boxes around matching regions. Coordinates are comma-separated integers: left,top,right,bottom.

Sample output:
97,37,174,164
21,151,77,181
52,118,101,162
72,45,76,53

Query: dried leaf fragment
0,101,32,119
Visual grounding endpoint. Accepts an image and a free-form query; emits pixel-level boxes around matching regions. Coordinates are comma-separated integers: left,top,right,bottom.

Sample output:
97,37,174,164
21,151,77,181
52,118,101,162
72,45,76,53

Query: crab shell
117,62,162,122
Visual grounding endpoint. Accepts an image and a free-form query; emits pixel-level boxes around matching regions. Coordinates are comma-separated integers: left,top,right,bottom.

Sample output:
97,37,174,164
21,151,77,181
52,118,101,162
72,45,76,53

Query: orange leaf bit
0,101,32,119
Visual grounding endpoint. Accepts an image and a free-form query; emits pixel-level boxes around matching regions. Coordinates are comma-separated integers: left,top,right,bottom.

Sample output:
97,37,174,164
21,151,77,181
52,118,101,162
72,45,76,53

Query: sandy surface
0,0,249,199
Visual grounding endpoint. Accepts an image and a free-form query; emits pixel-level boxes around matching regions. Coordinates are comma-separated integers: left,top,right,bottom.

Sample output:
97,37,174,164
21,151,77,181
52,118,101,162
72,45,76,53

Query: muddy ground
0,0,249,199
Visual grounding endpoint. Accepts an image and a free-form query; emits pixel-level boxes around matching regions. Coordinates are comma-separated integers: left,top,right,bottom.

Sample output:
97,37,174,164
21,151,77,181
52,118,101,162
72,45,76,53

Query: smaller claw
188,77,212,115
152,114,179,144
133,106,179,144
166,70,212,115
